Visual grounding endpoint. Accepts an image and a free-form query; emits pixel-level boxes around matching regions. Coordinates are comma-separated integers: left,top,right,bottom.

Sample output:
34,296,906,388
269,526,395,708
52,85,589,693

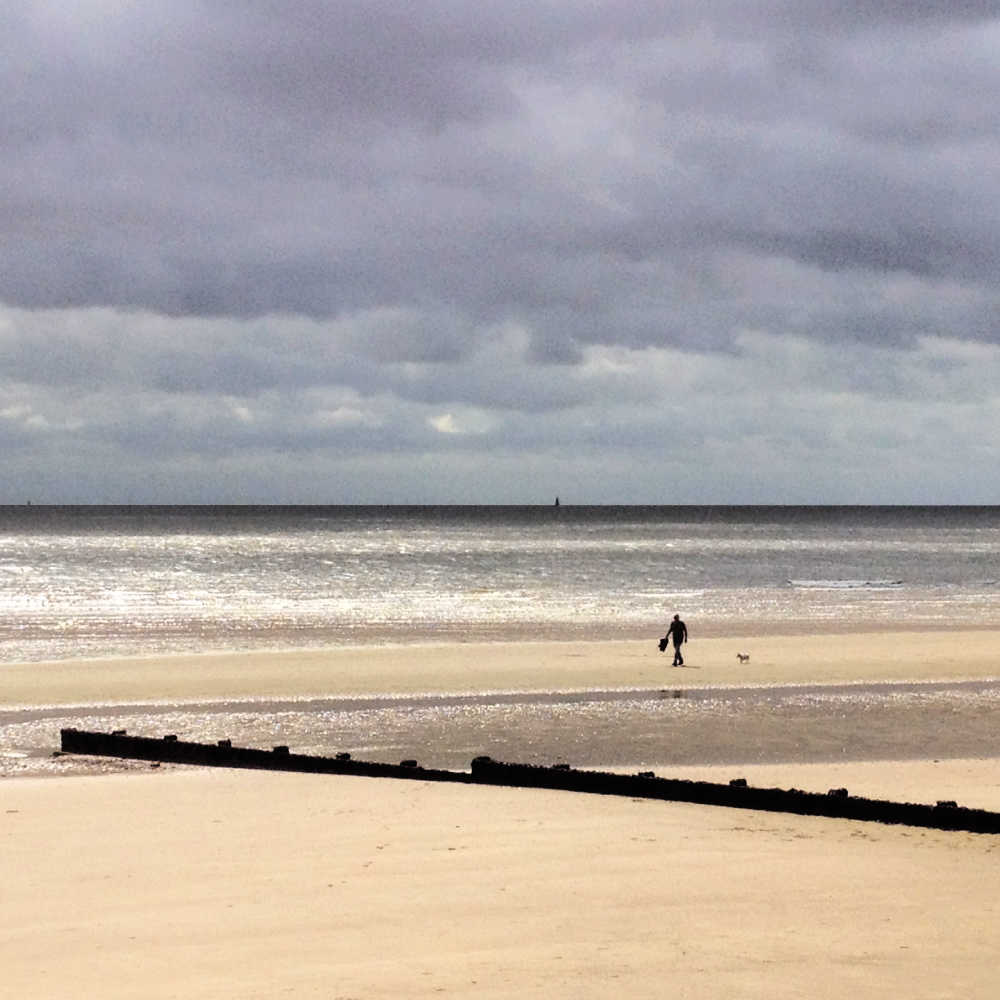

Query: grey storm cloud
4,1,1000,503
4,1,1000,338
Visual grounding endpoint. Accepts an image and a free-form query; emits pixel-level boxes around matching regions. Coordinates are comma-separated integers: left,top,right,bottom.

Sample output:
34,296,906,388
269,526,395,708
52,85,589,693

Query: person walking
666,613,687,666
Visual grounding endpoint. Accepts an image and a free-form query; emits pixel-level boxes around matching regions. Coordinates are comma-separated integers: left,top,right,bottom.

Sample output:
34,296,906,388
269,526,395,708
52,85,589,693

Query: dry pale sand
4,764,1000,1000
4,630,1000,998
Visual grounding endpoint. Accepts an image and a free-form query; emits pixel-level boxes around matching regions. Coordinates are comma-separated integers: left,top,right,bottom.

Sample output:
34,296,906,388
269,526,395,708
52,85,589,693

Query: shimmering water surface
1,505,999,662
2,506,999,776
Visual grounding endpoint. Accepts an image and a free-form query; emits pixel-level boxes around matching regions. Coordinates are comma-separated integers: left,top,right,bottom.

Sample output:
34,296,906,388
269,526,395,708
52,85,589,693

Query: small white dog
736,652,750,663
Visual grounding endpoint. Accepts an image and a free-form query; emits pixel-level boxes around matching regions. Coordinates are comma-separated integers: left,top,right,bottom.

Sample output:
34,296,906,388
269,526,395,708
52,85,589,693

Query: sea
3,505,1000,775
2,504,1000,662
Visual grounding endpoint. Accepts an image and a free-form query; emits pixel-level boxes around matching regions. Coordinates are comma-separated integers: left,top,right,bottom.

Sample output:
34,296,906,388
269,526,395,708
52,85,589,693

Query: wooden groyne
468,757,1000,834
60,728,1000,834
59,727,466,783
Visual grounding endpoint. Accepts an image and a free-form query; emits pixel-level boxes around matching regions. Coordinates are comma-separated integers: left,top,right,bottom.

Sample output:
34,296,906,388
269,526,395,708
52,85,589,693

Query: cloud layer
3,2,1000,501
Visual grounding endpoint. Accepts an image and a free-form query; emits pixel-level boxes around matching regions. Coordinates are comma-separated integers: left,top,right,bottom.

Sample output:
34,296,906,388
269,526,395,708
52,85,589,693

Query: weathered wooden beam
60,728,1000,835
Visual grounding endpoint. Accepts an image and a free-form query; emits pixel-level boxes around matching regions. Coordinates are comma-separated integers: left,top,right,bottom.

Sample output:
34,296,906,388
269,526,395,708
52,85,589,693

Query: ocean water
0,505,998,664
3,506,1000,775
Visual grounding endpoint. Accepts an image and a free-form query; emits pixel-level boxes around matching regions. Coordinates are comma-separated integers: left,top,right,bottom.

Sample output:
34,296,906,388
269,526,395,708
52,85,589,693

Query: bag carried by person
658,636,668,652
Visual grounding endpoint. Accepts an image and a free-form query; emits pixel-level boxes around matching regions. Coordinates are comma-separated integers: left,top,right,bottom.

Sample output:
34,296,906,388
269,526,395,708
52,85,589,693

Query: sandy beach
6,628,1000,708
4,630,1000,997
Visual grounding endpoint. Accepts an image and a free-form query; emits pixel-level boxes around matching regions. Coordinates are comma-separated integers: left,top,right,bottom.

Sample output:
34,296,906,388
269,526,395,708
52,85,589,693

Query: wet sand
5,628,1000,709
5,630,1000,776
7,677,1000,777
4,629,1000,997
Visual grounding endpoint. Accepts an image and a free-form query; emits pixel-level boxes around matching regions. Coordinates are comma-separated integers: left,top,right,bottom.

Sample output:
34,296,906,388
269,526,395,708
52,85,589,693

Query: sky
3,1,1000,504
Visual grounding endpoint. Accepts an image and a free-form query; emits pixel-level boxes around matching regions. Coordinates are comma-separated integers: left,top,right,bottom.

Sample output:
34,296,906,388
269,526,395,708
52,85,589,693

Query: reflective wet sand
6,679,1000,776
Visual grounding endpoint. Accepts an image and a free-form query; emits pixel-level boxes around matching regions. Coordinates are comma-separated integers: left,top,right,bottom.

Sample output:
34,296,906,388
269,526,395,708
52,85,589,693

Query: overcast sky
3,1,1000,503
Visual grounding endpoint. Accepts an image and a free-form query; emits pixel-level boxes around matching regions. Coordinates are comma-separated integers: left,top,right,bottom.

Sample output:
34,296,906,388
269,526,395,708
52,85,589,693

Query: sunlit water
3,506,1000,776
1,505,999,662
